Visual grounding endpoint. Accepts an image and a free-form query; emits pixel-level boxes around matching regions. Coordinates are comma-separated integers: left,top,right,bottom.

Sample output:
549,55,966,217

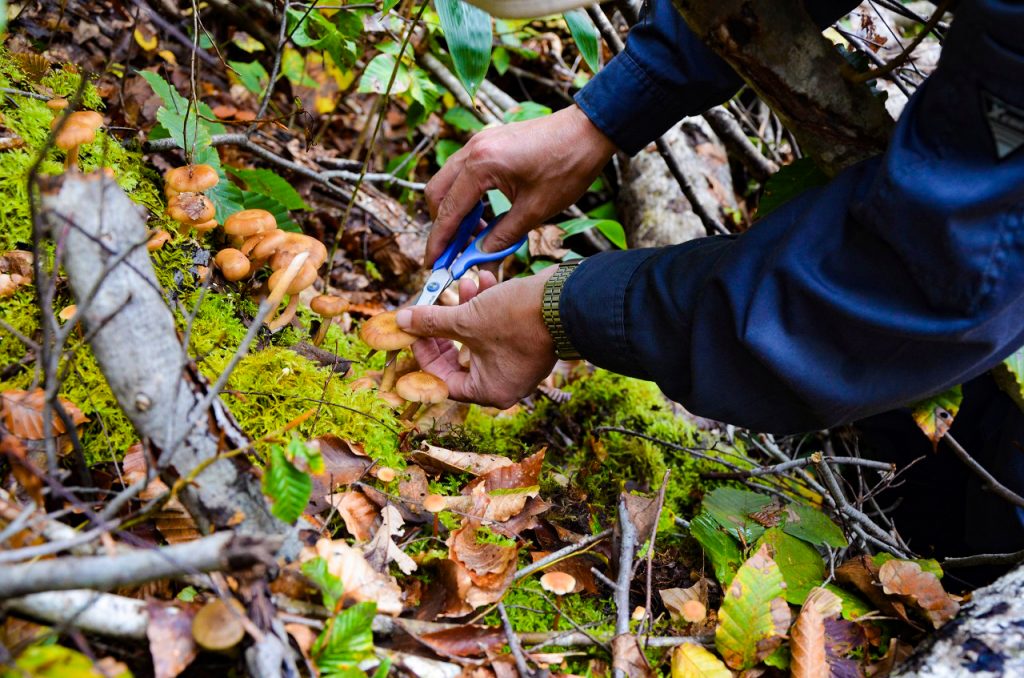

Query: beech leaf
911,385,962,447
1,389,88,440
878,559,959,628
790,587,841,678
714,544,792,670
671,644,732,678
756,527,825,605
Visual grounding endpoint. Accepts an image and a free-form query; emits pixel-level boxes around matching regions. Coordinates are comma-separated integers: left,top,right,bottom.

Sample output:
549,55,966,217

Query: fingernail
396,309,412,329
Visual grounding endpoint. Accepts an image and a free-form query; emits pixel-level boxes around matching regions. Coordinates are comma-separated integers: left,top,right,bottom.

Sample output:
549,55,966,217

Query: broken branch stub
38,172,292,547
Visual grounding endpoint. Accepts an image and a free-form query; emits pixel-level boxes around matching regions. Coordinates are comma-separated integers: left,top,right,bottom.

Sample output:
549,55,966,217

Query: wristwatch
541,261,583,360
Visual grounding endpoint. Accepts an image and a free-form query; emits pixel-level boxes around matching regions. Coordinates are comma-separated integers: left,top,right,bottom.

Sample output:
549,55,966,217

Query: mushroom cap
539,571,577,596
376,467,397,482
54,121,96,151
423,494,447,513
68,111,104,130
268,261,317,295
359,311,415,352
631,606,647,622
58,304,77,322
46,97,68,110
395,371,448,405
265,234,328,270
165,164,219,193
167,192,216,226
377,391,405,408
223,209,277,237
147,230,171,252
215,248,251,281
348,376,378,392
192,599,246,652
193,218,219,233
680,599,706,623
311,294,348,317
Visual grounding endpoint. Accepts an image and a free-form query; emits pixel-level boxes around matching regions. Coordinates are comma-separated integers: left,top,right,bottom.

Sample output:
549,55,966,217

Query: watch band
541,261,582,360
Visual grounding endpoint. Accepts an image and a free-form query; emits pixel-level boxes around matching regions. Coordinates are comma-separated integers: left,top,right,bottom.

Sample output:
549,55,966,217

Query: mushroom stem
312,318,331,346
267,295,300,332
264,251,309,329
65,145,79,170
399,402,422,421
431,513,439,537
379,350,400,392
552,599,562,631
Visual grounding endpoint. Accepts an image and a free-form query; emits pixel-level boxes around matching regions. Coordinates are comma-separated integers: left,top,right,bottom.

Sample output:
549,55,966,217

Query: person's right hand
424,104,617,264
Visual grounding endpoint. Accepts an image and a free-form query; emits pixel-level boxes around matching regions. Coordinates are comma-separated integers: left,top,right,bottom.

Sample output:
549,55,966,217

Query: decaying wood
672,0,894,175
38,172,291,546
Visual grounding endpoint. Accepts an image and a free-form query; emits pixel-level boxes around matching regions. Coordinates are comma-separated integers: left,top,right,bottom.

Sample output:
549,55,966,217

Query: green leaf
231,31,265,53
755,527,824,605
781,502,848,548
407,67,441,127
872,552,944,580
262,444,311,524
287,8,358,69
0,0,7,35
443,106,485,132
487,189,511,215
492,45,510,75
229,60,270,95
435,139,463,167
714,544,791,671
302,557,345,610
241,191,300,232
314,602,377,675
560,218,627,249
758,158,828,217
435,0,492,97
206,178,245,222
702,487,773,543
138,70,225,135
690,511,744,586
993,345,1024,412
911,384,962,446
503,101,551,122
563,9,600,73
358,53,411,95
823,584,873,621
228,167,309,211
177,586,198,602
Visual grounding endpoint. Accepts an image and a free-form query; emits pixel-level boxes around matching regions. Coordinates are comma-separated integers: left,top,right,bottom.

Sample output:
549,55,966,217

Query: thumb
396,304,467,340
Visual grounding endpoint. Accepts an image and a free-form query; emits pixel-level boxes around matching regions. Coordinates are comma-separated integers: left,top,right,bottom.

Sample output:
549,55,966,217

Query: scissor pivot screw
426,282,440,292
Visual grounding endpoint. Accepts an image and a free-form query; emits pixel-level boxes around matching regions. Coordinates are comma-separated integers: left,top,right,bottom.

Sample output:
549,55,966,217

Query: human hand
424,105,616,264
396,268,558,409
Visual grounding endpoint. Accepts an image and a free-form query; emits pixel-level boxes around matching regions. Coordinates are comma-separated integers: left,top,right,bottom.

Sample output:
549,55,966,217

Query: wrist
566,105,617,166
540,261,583,360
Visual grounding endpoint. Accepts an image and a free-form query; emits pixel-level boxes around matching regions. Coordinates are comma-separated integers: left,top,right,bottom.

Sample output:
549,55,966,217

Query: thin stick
639,472,670,639
703,455,894,479
612,496,637,678
944,549,1024,569
497,602,534,678
512,528,612,582
944,433,1024,509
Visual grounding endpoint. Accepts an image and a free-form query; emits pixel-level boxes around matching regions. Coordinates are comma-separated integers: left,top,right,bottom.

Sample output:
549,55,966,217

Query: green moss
483,577,614,635
474,524,516,548
0,286,40,376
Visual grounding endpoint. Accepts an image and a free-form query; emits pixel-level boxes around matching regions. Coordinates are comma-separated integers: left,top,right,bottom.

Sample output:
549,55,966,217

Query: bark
38,172,292,547
672,0,894,175
894,563,1024,676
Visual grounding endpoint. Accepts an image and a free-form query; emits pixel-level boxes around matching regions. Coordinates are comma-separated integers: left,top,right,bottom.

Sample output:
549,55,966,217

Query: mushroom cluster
164,164,220,235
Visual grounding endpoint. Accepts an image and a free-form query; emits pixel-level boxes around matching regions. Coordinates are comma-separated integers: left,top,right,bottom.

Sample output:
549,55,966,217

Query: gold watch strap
541,261,582,360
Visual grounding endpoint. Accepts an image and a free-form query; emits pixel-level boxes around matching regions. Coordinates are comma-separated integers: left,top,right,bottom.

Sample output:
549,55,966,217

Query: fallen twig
944,433,1024,510
512,528,612,582
943,549,1024,569
497,602,535,677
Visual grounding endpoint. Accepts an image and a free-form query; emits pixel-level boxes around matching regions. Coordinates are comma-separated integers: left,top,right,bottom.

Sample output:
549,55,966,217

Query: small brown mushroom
359,311,416,392
540,571,577,630
223,209,277,245
164,164,219,198
193,218,219,234
167,192,216,231
214,248,251,282
147,229,171,251
395,371,448,421
46,97,68,111
53,111,103,170
348,376,378,392
423,493,447,536
680,599,707,624
376,467,397,483
192,598,246,652
377,391,405,409
310,294,349,346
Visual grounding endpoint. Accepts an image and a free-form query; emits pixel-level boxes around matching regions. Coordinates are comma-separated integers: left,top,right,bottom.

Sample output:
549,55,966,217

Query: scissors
414,200,526,307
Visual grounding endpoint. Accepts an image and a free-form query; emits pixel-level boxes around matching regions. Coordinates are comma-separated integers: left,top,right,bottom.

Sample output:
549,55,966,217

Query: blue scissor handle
432,201,485,272
449,218,527,280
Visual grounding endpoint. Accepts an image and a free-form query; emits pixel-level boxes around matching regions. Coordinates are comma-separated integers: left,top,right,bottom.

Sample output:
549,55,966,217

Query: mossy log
38,171,294,549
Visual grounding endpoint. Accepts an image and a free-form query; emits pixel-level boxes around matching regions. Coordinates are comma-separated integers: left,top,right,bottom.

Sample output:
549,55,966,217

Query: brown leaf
529,550,599,594
399,465,431,522
308,434,373,511
878,559,959,628
330,490,379,542
364,504,418,575
449,449,546,523
146,601,197,678
413,443,514,476
622,492,661,546
1,432,43,505
313,537,403,615
1,389,88,440
445,504,518,610
611,634,653,677
835,556,909,623
123,445,199,543
415,625,506,658
0,251,32,297
660,578,711,622
791,587,842,678
528,225,570,259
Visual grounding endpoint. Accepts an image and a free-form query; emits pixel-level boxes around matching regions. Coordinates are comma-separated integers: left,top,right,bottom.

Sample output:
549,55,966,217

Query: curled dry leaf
145,601,197,678
611,634,654,677
623,491,661,546
313,537,403,615
399,465,431,521
412,442,514,476
123,444,199,543
528,224,570,259
835,555,909,622
661,578,711,623
443,494,518,611
308,434,373,511
878,559,959,629
330,490,379,542
447,449,546,523
0,250,33,298
1,432,44,506
1,389,88,440
364,504,418,575
790,586,842,678
414,625,506,658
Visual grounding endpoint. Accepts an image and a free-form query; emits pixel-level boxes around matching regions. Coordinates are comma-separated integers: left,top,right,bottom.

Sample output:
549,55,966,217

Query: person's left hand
395,267,558,409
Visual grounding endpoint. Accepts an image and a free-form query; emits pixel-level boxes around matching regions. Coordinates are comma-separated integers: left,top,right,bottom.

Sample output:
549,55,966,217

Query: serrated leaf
993,345,1024,412
358,53,411,94
756,527,825,605
690,511,744,586
287,8,358,69
563,9,600,73
790,587,841,678
703,487,773,543
241,191,300,232
263,444,311,524
560,218,627,249
207,179,245,221
436,0,492,97
671,644,731,678
715,544,792,670
758,157,828,217
782,502,848,548
302,556,345,611
314,601,377,675
229,59,270,95
911,384,962,447
228,167,309,210
139,70,225,135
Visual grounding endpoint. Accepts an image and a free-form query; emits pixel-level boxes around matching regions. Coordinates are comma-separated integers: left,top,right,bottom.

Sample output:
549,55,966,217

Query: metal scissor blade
414,269,454,306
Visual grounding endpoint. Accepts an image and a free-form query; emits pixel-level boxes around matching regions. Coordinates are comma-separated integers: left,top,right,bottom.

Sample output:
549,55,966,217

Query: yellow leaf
158,50,177,65
133,27,157,52
671,644,732,678
442,91,457,108
315,95,337,115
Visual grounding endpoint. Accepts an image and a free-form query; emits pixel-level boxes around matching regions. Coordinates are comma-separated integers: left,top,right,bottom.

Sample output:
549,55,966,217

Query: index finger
426,166,491,265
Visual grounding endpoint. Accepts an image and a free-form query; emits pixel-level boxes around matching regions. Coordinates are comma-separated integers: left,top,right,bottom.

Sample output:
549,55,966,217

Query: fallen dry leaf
330,490,379,542
448,449,546,523
661,578,711,623
622,491,660,546
309,434,373,511
414,625,505,658
791,586,842,678
835,555,910,623
364,504,417,575
413,443,514,476
399,465,431,522
146,601,197,678
1,389,88,440
314,537,403,615
123,444,199,543
878,559,959,629
1,431,43,506
528,225,570,259
611,634,653,677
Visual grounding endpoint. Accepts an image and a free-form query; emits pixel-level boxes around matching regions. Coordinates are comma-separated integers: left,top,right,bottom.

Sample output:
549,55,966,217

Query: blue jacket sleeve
575,0,859,154
561,0,1024,434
